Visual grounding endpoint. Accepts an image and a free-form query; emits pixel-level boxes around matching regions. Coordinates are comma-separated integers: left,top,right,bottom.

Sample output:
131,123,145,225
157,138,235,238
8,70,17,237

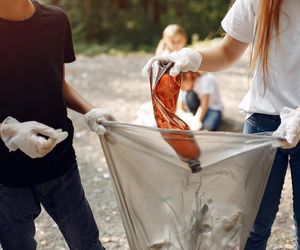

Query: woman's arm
62,66,94,114
199,35,249,72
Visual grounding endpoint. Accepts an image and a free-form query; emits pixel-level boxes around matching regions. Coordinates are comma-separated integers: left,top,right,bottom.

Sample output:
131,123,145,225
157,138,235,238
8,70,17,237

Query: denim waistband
250,113,280,122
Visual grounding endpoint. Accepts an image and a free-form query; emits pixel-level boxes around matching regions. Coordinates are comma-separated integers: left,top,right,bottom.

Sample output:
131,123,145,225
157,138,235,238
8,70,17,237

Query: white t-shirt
221,0,300,115
181,73,224,111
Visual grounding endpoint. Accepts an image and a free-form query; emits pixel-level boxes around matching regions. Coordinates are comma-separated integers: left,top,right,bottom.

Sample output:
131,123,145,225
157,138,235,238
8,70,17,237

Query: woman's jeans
0,165,105,250
244,113,300,250
186,90,222,131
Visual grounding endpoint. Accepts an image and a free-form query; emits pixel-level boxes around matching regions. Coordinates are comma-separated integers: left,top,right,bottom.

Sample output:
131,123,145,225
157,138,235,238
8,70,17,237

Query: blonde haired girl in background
154,24,223,131
135,24,188,126
155,24,187,56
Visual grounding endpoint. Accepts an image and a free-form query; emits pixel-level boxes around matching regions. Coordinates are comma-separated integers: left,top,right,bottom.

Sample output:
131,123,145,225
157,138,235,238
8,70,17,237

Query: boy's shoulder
37,1,69,22
196,73,215,85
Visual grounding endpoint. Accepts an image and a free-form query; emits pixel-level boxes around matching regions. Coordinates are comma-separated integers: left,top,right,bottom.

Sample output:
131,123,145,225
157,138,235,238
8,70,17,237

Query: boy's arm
63,79,94,114
197,94,209,122
62,66,94,114
62,66,114,135
189,94,209,130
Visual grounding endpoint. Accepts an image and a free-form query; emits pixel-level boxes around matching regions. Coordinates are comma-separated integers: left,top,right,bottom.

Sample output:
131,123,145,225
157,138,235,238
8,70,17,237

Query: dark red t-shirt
0,1,77,187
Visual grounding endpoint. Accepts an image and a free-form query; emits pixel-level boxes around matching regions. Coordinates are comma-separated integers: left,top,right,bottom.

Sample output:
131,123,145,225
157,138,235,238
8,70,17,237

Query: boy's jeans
186,90,222,131
244,113,300,250
0,165,105,250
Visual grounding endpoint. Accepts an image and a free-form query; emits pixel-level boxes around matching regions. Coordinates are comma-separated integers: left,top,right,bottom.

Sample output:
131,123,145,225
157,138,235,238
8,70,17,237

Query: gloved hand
190,116,203,130
142,48,202,77
84,108,115,135
273,107,300,149
0,117,68,158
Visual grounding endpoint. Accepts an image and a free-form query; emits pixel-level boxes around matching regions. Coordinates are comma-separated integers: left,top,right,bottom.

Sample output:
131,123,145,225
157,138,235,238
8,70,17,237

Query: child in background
137,24,223,128
177,72,223,131
135,24,188,126
155,24,187,56
156,24,223,131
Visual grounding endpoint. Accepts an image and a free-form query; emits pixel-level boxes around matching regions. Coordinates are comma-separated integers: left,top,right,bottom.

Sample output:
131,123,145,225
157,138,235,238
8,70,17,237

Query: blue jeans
244,113,300,250
185,90,222,131
202,109,222,131
0,165,105,250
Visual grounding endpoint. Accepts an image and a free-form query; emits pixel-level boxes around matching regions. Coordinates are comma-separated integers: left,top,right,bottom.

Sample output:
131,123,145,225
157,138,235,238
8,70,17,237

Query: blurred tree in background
43,0,230,52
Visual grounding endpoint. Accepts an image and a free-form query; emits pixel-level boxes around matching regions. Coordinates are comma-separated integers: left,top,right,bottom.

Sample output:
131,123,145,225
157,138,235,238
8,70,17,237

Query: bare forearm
199,35,249,72
63,80,94,114
199,107,208,122
200,47,234,72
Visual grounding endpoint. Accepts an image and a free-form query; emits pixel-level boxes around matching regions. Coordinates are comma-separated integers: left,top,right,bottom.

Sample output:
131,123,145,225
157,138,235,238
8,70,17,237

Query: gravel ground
13,53,295,249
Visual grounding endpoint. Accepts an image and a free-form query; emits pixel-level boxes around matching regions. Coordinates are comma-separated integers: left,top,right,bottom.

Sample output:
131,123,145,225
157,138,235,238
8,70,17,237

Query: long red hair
251,0,283,81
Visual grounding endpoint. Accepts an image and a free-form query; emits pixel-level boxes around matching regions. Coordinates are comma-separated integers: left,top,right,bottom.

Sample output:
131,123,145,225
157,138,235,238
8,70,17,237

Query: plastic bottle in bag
149,60,201,173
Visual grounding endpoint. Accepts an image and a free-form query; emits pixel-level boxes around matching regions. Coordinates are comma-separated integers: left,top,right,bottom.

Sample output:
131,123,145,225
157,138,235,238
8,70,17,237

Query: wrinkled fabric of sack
100,122,278,250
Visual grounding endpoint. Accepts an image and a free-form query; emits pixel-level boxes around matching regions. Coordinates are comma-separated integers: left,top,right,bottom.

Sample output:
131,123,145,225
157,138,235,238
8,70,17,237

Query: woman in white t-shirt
177,72,223,131
143,0,300,249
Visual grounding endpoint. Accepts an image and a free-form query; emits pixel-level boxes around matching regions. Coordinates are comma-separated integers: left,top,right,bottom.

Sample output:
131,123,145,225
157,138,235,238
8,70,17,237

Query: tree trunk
112,0,130,9
147,0,159,26
50,0,60,6
83,0,93,41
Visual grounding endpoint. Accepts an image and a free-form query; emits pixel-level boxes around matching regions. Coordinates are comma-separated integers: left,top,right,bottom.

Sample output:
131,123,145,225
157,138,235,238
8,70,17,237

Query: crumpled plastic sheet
99,122,278,250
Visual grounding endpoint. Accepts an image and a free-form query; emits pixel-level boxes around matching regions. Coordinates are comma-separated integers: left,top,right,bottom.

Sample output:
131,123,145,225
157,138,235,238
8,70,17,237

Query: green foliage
43,0,230,53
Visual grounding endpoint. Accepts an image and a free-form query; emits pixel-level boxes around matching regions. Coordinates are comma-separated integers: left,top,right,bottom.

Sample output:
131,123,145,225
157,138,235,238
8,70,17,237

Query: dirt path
30,54,295,250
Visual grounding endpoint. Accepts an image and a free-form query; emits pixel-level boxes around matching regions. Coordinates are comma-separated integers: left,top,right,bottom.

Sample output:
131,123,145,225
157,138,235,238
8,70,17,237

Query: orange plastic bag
149,61,201,172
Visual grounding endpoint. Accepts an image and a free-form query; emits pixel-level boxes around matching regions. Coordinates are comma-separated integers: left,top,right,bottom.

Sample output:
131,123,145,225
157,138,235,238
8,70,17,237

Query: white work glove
273,107,300,149
0,117,68,158
190,116,203,130
142,48,202,77
84,108,115,135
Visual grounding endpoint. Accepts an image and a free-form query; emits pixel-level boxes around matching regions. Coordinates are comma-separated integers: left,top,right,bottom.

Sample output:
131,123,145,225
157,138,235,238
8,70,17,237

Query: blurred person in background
177,71,223,131
137,24,223,129
155,24,187,56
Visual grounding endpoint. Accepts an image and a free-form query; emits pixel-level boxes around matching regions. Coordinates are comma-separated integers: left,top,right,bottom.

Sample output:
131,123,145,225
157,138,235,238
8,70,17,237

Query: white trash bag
100,122,278,250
